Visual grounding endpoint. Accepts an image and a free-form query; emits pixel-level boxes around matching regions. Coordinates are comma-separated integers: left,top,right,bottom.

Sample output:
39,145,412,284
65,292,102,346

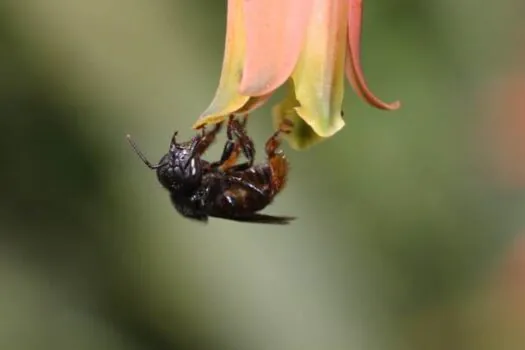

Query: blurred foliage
0,1,524,349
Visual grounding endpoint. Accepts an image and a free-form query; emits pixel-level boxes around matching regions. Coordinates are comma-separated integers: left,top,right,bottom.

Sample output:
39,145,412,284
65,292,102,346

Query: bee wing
218,213,296,225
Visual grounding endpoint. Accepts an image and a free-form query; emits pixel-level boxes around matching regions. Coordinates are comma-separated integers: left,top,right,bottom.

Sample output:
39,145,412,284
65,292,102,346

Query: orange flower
193,0,400,149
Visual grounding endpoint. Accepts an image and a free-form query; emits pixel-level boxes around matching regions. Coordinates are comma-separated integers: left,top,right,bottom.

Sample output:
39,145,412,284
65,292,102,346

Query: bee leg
233,115,255,167
220,115,256,172
265,119,293,194
209,115,241,171
185,121,225,170
210,114,254,172
211,140,242,171
234,130,255,168
194,120,224,156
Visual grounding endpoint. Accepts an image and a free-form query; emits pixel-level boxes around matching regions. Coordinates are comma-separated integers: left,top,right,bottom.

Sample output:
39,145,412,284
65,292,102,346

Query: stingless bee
127,116,294,224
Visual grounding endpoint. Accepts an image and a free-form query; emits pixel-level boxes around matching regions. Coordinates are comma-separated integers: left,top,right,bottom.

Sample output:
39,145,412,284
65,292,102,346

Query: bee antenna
126,134,162,170
171,131,179,145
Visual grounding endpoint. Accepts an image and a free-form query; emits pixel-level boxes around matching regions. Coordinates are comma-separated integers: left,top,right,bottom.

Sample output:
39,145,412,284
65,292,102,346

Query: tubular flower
193,0,400,149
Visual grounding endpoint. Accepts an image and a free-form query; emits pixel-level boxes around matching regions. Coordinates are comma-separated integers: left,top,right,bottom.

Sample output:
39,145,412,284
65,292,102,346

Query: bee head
127,131,203,193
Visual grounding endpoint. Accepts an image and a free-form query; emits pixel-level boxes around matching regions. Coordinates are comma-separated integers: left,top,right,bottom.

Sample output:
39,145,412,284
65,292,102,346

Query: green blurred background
1,1,525,349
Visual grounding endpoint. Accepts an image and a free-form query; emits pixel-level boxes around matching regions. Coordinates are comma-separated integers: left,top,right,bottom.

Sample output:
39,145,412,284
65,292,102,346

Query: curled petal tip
346,50,401,111
371,98,401,111
346,51,402,111
347,0,401,111
390,100,402,110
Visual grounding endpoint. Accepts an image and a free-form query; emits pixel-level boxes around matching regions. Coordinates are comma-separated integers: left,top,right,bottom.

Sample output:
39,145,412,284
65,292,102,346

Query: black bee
126,115,295,224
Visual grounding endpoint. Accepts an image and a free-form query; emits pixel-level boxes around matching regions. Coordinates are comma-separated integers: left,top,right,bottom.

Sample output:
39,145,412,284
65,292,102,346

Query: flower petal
238,0,314,96
273,80,325,150
193,0,249,129
346,0,400,110
235,93,273,114
291,0,347,138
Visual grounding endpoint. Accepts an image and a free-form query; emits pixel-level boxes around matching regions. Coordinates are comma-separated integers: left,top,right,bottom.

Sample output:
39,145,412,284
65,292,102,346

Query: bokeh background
1,1,525,349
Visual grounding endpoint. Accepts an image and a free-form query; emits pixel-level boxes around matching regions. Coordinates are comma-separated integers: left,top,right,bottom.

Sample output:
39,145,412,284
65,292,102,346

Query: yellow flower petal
235,93,273,115
273,80,325,150
193,0,249,129
291,0,347,138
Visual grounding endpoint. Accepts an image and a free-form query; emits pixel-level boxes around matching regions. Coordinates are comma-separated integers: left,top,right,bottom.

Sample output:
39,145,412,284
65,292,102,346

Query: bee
126,116,295,224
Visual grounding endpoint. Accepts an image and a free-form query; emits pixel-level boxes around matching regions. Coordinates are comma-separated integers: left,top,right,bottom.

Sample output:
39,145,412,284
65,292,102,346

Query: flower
193,0,400,149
